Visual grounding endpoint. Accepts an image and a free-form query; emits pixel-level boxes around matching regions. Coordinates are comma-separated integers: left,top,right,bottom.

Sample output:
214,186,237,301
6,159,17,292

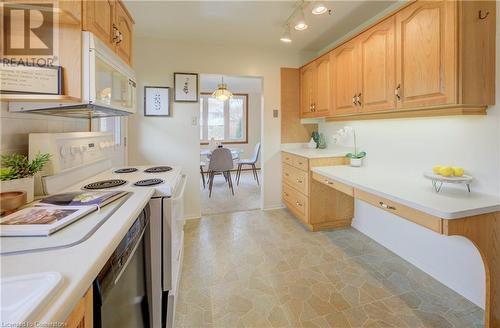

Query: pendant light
212,76,233,101
294,9,308,31
280,24,292,43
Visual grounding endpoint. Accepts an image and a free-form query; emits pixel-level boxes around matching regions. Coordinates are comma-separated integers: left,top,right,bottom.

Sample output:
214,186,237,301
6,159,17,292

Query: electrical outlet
273,110,279,118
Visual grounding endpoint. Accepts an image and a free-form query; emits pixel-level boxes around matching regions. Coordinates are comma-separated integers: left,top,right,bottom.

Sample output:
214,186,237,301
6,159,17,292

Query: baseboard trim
184,215,201,221
263,204,286,211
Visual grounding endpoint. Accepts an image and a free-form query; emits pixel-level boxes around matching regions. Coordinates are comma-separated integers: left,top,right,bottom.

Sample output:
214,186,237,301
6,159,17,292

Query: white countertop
0,188,154,324
312,165,500,219
281,146,350,159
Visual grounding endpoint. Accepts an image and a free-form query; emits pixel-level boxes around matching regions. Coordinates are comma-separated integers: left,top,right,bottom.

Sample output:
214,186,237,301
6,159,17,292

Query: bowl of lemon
424,165,473,193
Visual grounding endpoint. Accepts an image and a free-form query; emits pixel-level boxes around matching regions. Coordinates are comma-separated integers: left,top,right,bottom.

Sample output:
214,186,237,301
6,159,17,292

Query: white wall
316,6,500,308
129,37,308,219
199,76,262,168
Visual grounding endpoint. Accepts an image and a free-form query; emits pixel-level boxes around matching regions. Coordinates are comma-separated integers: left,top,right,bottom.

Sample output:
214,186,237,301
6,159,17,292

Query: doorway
199,74,263,215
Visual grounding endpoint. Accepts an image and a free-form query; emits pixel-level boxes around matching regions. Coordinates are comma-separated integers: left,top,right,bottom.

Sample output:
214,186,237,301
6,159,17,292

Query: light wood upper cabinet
358,16,396,112
83,0,134,66
83,0,115,49
114,0,134,65
331,39,359,115
314,55,331,116
300,63,315,117
395,1,456,109
297,0,495,121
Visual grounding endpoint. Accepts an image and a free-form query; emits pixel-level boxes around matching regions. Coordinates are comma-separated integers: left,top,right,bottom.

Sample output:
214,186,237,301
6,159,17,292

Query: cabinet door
358,16,396,112
300,64,315,118
66,287,93,328
395,1,456,108
314,55,331,116
114,1,134,65
83,0,115,48
331,39,359,115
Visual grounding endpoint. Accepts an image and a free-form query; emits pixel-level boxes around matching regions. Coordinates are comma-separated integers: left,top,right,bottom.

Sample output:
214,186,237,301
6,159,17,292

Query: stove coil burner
114,168,138,174
144,166,172,173
134,178,164,187
83,179,127,190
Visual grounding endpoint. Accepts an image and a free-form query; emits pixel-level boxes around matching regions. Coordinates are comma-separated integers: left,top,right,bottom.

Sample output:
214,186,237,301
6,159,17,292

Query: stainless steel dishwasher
93,204,151,328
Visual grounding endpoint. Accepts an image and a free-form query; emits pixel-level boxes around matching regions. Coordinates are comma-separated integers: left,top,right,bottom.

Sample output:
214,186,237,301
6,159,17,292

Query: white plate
423,172,473,184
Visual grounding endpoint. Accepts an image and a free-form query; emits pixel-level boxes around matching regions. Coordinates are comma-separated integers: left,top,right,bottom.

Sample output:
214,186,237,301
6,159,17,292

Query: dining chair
207,148,235,197
236,142,261,185
200,161,207,188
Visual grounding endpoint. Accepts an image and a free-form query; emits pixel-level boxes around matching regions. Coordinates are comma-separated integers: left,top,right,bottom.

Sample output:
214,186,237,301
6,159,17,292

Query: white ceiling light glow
280,25,292,43
312,2,328,15
294,9,308,31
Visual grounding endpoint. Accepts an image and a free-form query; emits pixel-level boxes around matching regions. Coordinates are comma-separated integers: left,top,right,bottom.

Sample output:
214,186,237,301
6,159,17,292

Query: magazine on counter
0,206,96,236
38,190,128,208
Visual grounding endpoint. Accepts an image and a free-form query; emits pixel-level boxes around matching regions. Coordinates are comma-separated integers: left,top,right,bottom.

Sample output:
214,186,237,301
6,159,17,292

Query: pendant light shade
280,25,292,43
212,76,233,101
312,2,328,15
294,9,308,31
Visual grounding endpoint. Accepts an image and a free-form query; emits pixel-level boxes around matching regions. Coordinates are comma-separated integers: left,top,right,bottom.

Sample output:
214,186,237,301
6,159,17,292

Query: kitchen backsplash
0,103,89,156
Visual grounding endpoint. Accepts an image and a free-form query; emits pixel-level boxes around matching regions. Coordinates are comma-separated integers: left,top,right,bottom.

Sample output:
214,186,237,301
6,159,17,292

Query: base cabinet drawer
283,163,309,195
283,184,308,222
282,152,294,165
293,155,309,171
354,189,443,233
312,172,354,196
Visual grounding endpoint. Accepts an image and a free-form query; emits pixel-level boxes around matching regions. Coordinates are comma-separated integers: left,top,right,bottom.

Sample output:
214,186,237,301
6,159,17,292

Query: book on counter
0,191,128,237
0,206,96,236
38,190,128,208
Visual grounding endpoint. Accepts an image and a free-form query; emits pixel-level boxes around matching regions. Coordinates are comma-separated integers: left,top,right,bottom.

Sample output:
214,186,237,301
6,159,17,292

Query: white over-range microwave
9,32,137,118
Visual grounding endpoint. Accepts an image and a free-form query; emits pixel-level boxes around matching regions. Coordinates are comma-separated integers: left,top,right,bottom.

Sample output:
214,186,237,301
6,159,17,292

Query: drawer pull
284,192,289,196
298,162,303,165
285,173,290,177
296,201,303,207
296,179,303,183
379,202,396,210
324,179,333,185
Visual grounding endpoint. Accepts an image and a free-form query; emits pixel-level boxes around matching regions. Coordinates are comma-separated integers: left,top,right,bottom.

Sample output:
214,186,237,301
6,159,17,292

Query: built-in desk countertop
311,165,500,327
312,165,500,219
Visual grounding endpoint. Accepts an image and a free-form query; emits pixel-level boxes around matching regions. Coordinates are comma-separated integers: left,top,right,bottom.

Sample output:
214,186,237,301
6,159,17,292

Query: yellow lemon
439,166,454,177
432,165,442,174
452,167,464,177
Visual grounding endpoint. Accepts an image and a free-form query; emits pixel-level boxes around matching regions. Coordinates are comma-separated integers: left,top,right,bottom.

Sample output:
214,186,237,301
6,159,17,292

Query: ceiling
200,74,262,93
125,1,396,52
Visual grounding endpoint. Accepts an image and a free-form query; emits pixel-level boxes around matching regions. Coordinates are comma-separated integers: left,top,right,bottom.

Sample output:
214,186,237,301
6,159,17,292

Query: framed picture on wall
174,72,198,102
144,86,170,116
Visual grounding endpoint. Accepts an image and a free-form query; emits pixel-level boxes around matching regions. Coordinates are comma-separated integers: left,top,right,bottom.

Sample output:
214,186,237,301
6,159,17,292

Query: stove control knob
70,146,79,155
60,146,70,158
80,145,88,152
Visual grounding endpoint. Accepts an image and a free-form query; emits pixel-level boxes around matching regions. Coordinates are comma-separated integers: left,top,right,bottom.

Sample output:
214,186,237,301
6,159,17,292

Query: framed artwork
174,72,198,102
144,86,170,116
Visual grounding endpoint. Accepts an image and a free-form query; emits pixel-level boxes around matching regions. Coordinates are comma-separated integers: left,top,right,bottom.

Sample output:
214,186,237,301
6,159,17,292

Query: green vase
317,133,327,149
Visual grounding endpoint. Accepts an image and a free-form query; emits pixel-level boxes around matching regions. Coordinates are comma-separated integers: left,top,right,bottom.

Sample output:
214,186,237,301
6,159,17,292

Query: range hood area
6,32,137,119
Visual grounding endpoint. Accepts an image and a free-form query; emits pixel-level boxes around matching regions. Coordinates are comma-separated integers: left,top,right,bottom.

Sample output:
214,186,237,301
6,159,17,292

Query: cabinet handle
395,84,401,101
116,31,123,44
296,201,303,207
284,192,289,196
379,201,396,210
357,93,362,106
324,179,333,185
296,179,303,183
112,24,120,43
285,173,289,177
298,162,303,165
352,94,357,105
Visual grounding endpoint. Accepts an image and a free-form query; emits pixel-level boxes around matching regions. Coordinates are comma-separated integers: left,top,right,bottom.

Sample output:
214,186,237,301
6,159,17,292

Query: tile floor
175,209,484,328
201,171,261,215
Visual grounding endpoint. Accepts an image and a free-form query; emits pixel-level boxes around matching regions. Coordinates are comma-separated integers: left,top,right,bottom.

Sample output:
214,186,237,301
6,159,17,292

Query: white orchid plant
333,127,366,160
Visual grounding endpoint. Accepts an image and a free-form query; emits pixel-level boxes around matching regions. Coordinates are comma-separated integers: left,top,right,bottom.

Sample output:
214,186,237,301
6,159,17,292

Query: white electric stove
29,132,185,328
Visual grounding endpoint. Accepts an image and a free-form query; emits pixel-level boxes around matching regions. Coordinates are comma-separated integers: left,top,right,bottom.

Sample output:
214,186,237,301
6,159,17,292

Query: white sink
1,272,63,324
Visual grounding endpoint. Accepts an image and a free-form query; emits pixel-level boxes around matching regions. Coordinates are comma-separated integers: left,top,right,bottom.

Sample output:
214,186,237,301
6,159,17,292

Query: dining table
200,147,244,160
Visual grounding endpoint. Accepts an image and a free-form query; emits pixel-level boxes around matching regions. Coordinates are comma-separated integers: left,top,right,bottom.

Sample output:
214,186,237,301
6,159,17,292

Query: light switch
273,110,279,118
192,116,198,126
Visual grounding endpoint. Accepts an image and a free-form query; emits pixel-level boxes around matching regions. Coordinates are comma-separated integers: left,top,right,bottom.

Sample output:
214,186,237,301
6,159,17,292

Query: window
99,117,122,145
200,93,248,143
